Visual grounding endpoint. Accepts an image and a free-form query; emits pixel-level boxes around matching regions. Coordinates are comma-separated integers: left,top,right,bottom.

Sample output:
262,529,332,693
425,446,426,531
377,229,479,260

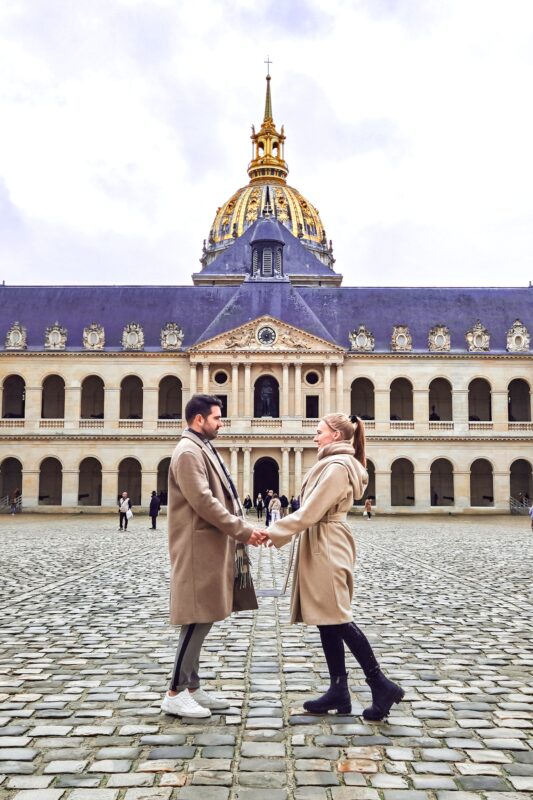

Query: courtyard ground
0,513,532,800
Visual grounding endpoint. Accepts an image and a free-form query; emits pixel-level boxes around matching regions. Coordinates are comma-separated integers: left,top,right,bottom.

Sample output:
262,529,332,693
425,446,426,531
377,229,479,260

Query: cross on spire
264,56,272,77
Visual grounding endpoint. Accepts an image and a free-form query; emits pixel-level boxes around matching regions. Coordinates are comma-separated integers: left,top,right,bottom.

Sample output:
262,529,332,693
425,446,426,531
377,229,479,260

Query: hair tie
349,415,357,424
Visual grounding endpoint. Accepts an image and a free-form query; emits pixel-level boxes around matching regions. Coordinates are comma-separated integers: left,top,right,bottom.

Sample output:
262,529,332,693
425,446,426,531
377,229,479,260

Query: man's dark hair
185,393,222,424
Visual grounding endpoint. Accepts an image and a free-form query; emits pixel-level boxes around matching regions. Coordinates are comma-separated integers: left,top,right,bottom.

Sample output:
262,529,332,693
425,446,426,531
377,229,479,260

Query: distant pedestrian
269,492,281,524
255,493,264,519
529,504,533,531
149,490,161,530
363,498,372,519
243,495,253,515
290,495,300,513
280,494,289,517
118,491,132,531
10,488,21,515
265,489,274,526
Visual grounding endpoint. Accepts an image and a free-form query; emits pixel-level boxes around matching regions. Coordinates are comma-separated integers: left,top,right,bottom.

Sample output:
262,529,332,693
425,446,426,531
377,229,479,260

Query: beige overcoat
268,442,368,625
168,430,255,625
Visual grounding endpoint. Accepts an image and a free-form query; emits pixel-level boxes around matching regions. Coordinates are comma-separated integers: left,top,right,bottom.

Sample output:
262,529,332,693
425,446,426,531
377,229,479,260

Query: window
306,395,319,418
262,248,273,276
216,395,228,417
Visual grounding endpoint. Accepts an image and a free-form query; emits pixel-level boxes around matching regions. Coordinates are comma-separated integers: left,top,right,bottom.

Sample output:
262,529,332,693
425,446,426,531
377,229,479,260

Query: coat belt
320,512,347,523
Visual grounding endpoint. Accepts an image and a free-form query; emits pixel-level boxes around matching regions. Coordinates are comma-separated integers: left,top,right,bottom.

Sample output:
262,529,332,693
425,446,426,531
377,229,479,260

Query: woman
363,497,372,519
266,413,404,720
243,495,253,515
268,492,281,524
255,493,264,519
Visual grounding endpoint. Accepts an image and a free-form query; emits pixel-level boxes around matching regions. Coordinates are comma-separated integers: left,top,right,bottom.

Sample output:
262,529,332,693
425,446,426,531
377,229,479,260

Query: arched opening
508,379,531,422
428,378,453,421
39,457,62,505
430,459,454,506
157,457,171,506
41,375,65,419
355,459,375,505
120,376,143,419
81,376,104,419
390,378,413,421
391,458,415,506
118,457,141,505
2,375,25,418
351,378,375,420
254,376,280,418
253,457,279,499
0,457,22,503
510,459,532,503
468,378,492,421
78,457,102,506
470,459,494,506
158,377,182,419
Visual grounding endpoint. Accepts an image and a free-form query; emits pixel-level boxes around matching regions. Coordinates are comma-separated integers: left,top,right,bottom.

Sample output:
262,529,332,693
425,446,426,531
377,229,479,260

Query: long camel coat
267,442,367,625
168,430,256,625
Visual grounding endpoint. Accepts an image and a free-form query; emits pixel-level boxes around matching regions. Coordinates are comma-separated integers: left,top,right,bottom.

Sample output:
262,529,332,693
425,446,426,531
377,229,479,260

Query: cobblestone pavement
1,513,532,800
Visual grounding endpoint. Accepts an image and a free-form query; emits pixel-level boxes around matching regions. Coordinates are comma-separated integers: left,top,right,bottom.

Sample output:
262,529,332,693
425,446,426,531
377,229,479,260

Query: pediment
190,316,344,353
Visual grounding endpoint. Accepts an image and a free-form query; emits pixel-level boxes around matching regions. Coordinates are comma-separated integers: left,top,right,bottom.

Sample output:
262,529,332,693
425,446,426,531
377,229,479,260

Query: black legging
318,622,380,679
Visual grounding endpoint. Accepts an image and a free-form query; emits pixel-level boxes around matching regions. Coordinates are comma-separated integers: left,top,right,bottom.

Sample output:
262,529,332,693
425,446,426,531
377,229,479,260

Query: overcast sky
1,0,532,287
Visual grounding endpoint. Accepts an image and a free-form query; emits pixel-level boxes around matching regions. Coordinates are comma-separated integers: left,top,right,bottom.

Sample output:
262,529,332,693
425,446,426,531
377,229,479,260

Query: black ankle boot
303,674,351,715
363,670,404,721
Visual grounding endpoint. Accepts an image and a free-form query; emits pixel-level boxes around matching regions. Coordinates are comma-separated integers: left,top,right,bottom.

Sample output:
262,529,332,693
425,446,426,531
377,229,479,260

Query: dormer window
263,248,273,276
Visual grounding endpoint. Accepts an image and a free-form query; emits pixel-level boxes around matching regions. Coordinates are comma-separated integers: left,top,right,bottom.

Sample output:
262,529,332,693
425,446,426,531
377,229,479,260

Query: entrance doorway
253,457,279,499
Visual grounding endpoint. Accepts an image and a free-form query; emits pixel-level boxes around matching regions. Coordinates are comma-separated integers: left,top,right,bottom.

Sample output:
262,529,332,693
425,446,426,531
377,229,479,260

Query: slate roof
1,222,532,354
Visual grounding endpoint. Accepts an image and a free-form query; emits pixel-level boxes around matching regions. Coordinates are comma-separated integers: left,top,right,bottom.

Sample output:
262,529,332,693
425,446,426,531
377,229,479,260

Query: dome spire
247,66,288,184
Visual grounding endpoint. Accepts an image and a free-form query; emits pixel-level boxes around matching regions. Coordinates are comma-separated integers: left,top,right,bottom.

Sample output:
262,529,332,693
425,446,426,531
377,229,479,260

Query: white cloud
0,0,532,286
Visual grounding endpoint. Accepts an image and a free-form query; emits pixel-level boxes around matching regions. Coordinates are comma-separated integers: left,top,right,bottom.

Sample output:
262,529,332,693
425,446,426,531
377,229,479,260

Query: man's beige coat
168,430,255,625
268,442,368,625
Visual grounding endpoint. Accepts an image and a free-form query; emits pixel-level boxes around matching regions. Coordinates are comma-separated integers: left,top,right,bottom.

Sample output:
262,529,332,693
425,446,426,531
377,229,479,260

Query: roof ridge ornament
248,69,288,185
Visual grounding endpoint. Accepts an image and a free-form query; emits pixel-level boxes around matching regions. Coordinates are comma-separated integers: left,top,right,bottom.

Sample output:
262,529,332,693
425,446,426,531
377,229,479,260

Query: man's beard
202,426,218,441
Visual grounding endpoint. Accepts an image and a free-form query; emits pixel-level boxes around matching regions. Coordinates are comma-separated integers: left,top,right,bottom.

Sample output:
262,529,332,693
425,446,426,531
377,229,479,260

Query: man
118,491,131,531
162,394,265,719
149,490,161,530
264,488,274,526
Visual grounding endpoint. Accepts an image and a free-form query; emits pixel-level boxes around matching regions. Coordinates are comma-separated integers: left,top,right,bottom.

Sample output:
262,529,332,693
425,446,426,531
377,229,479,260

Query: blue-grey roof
197,216,336,278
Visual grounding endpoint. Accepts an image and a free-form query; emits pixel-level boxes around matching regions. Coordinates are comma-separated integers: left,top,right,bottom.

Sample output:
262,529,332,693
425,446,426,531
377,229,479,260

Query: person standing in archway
118,491,131,531
149,490,161,530
265,413,404,721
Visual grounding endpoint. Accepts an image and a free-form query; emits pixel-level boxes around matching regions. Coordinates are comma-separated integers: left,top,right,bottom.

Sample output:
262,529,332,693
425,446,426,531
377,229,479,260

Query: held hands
247,529,271,547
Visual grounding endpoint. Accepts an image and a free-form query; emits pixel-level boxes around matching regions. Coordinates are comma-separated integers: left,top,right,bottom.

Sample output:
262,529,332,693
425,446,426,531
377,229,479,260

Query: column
142,469,158,508
244,365,252,417
374,469,391,512
414,469,431,511
231,364,239,417
294,364,302,417
202,363,210,393
336,363,344,410
374,389,390,431
281,447,290,497
64,385,82,427
61,468,79,507
452,389,469,430
189,363,197,401
492,390,508,432
104,387,120,430
454,470,470,510
493,470,509,511
102,468,119,509
281,363,289,417
143,387,159,429
24,386,43,422
294,447,303,494
323,364,331,415
21,468,39,509
242,447,251,498
413,389,428,430
230,446,239,484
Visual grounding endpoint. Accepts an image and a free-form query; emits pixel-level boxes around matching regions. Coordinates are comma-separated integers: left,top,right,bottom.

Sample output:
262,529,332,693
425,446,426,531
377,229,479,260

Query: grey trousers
170,622,213,692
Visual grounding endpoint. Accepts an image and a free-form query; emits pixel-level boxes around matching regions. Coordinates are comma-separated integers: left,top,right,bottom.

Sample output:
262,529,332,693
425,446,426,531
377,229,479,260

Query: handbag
232,577,258,612
126,508,133,520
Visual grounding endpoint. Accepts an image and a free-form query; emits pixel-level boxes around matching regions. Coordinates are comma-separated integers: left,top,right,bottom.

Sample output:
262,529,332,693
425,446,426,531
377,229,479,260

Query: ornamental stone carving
161,322,184,350
45,322,67,350
277,330,310,349
83,323,105,350
506,319,530,352
466,320,490,352
391,325,412,352
349,325,374,352
224,325,255,349
122,322,144,350
5,321,27,350
428,324,450,352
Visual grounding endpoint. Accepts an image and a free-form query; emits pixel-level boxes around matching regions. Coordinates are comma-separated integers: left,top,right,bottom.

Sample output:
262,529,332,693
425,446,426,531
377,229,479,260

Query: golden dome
203,73,334,269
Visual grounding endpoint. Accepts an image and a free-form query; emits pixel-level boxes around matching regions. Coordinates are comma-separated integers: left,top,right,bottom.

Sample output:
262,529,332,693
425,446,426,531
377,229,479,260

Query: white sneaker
191,687,230,709
161,690,211,718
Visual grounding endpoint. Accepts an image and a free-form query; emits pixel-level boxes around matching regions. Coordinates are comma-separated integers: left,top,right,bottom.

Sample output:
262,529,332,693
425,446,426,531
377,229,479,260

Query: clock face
257,326,276,346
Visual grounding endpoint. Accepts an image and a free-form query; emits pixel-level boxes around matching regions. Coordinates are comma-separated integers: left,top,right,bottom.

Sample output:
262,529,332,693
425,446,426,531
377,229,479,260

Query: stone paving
0,513,532,800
